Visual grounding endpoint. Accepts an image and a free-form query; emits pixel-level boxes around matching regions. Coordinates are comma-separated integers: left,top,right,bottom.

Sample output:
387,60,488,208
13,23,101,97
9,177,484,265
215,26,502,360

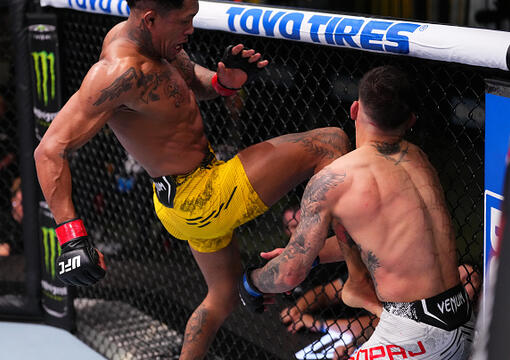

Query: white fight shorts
349,310,474,360
349,284,474,360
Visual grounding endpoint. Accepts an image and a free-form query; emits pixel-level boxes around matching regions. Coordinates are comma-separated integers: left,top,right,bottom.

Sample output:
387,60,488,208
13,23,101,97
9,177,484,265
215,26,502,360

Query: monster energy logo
31,51,56,107
42,226,60,279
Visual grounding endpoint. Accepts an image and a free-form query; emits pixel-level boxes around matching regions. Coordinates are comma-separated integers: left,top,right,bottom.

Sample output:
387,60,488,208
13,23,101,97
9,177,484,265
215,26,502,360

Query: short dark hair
358,65,416,131
127,0,184,12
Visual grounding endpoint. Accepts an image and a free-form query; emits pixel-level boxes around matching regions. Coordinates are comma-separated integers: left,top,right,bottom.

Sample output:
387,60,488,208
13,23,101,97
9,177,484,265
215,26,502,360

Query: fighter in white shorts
239,65,474,360
349,284,474,360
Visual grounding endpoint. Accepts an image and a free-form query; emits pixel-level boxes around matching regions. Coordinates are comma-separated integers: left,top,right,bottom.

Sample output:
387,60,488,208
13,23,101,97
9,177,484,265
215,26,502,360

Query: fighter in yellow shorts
34,0,351,355
153,149,268,253
150,126,349,360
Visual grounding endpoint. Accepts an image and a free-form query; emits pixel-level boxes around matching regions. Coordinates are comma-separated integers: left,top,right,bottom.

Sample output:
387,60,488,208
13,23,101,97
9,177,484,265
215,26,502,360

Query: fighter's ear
142,10,157,29
350,100,359,121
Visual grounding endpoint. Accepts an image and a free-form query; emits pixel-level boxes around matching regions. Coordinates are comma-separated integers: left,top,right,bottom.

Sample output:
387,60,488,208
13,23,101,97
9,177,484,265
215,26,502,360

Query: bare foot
341,276,382,317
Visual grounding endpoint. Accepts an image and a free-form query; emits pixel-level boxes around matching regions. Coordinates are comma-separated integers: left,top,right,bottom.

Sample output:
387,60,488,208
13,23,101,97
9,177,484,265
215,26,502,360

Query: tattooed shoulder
94,65,185,107
94,67,138,106
174,51,195,86
303,169,346,206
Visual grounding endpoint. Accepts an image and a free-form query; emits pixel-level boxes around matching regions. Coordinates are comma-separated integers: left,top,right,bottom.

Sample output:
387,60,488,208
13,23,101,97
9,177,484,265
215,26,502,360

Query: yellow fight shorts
152,150,268,253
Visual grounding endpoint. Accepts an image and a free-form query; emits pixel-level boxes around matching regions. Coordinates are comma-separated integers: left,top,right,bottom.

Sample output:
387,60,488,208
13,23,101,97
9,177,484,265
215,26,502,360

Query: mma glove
238,267,265,313
221,45,264,82
212,45,265,96
56,218,105,286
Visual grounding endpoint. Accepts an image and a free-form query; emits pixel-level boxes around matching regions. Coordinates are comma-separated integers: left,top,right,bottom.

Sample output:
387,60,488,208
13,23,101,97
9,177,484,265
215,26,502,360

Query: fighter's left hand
217,44,268,89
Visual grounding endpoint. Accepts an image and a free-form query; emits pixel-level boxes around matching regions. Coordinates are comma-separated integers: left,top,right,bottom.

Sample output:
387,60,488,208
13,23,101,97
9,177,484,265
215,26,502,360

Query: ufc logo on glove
54,218,105,286
59,255,81,275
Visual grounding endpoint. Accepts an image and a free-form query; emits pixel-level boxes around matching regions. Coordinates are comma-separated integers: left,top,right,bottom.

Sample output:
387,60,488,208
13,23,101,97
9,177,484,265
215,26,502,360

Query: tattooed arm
173,51,218,101
34,60,136,223
251,169,346,293
174,46,270,101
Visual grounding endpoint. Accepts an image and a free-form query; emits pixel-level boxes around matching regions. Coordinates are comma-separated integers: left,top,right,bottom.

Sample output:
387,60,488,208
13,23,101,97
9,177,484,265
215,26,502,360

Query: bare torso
100,22,208,177
331,141,459,302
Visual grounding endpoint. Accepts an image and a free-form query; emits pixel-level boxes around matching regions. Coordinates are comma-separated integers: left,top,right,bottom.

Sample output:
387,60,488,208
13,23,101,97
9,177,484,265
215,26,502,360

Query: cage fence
23,6,503,359
0,4,24,299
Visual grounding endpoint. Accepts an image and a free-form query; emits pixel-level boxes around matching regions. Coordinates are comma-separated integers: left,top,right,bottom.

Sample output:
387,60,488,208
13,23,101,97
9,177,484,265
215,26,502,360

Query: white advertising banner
39,0,510,71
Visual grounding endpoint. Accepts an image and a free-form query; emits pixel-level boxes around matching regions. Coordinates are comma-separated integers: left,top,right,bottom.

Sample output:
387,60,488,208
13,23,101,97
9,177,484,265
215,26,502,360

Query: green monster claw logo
41,227,60,279
31,51,56,106
34,25,48,32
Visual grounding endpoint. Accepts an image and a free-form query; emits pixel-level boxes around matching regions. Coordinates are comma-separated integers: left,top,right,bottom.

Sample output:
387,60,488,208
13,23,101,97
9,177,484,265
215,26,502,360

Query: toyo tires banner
38,0,510,71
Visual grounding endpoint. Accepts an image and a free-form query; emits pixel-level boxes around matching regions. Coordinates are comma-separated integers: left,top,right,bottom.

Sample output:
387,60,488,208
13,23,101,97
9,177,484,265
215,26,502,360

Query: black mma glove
221,45,264,82
239,267,265,313
56,218,105,286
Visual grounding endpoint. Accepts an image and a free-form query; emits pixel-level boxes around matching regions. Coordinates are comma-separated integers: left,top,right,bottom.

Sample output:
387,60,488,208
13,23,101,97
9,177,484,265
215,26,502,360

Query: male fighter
240,65,474,359
33,0,350,358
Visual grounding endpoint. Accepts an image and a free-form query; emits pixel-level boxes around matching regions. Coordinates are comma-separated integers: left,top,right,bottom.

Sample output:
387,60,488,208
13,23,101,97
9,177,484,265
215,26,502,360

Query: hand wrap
56,218,105,286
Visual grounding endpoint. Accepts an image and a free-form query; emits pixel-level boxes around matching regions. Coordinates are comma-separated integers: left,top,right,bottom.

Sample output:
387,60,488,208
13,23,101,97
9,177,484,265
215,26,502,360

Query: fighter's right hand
56,218,106,286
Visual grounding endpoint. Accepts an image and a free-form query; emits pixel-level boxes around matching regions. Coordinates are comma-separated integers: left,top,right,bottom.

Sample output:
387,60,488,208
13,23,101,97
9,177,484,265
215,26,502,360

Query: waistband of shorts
382,283,472,331
151,148,217,186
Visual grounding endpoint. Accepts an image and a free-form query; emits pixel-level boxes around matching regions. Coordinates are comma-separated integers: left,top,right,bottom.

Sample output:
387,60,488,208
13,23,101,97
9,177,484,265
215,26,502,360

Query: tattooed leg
181,241,241,359
268,127,351,171
237,127,350,207
180,302,217,360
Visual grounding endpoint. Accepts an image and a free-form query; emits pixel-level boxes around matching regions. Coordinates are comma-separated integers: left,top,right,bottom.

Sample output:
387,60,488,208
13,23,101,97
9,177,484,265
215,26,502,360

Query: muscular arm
174,46,269,101
173,51,218,101
34,60,136,223
251,169,346,293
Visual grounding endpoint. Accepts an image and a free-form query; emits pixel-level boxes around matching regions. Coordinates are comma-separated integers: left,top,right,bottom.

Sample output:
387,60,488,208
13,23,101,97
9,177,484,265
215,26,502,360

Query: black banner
39,200,75,331
27,20,74,331
28,24,62,141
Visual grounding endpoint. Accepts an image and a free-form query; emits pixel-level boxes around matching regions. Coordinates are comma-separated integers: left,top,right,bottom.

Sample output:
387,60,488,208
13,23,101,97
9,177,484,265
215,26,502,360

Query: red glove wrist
56,218,88,246
211,73,239,96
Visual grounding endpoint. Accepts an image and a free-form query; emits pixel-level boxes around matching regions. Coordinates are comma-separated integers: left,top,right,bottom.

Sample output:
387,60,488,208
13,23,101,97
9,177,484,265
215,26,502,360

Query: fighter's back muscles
332,143,459,302
34,57,137,223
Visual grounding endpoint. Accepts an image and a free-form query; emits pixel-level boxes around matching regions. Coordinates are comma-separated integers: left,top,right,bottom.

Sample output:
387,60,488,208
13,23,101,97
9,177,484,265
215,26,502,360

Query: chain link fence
47,7,506,359
0,4,24,299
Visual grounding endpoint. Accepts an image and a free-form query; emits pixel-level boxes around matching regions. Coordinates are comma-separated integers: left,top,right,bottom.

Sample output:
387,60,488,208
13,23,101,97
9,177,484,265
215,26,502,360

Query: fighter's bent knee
310,127,351,155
